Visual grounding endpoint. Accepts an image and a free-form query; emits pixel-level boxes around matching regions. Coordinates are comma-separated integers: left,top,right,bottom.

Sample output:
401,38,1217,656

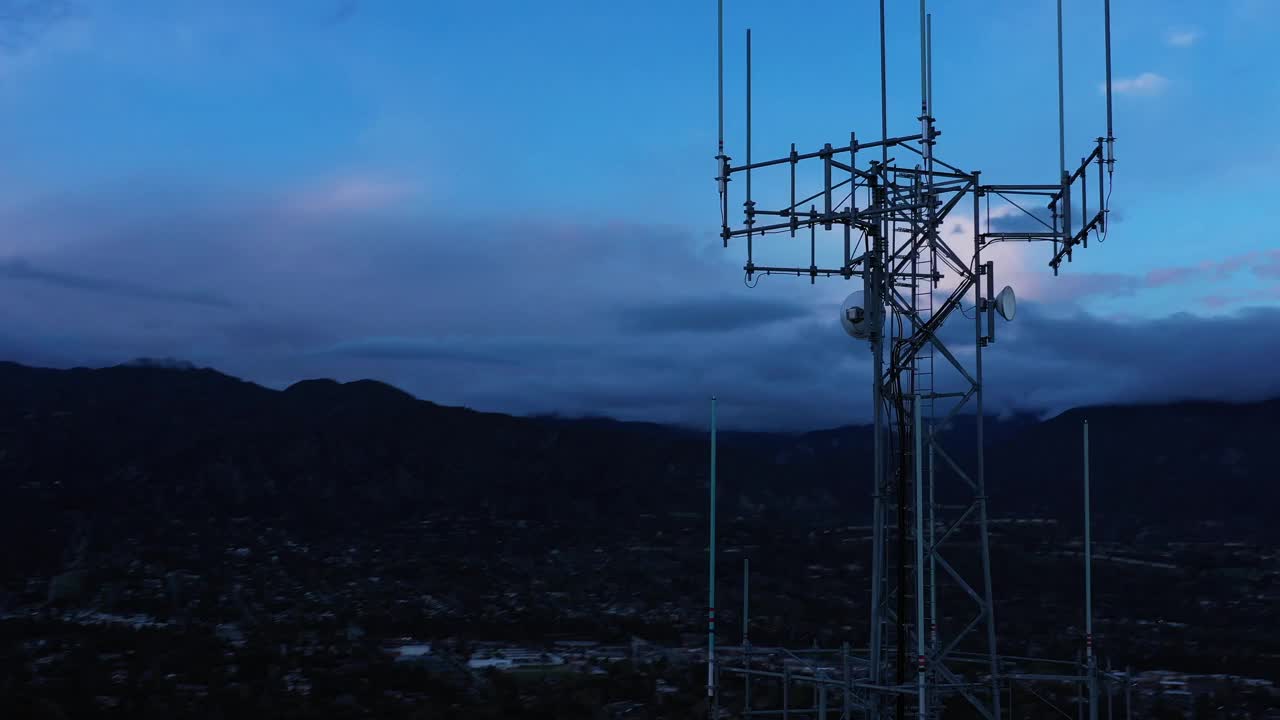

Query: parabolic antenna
995,286,1016,321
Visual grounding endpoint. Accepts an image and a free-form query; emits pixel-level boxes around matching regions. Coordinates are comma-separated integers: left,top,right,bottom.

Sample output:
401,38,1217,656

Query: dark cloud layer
0,182,1276,430
0,257,235,309
621,297,814,334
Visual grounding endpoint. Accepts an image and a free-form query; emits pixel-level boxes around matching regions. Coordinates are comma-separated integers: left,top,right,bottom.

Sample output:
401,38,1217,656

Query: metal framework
707,1,1128,719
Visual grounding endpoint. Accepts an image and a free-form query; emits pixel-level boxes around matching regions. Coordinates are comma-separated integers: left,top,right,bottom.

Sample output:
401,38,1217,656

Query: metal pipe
980,184,1062,191
727,134,925,173
868,181,888,720
824,143,834,226
1081,156,1088,246
974,174,1003,720
1056,0,1066,182
736,264,864,277
1077,650,1083,720
790,143,797,237
716,0,723,158
1084,420,1093,660
914,395,927,719
851,131,858,215
929,429,937,657
1097,139,1106,233
880,0,888,168
926,14,933,121
1086,420,1098,720
716,0,727,246
919,0,928,119
1107,659,1114,720
746,29,753,273
911,35,938,660
870,0,890,696
708,397,718,711
884,166,973,180
744,557,752,713
985,261,995,344
810,207,817,284
1124,667,1131,720
1104,0,1115,167
783,665,791,720
845,223,853,277
980,232,1060,240
843,642,852,719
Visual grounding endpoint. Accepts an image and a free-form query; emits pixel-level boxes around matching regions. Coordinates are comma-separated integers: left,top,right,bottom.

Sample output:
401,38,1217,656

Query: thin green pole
708,397,718,716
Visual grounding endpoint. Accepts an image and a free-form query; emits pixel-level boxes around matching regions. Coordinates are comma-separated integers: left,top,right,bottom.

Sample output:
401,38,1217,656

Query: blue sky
0,0,1277,429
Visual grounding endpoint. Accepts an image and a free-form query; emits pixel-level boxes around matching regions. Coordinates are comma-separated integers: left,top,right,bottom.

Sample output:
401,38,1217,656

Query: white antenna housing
840,291,876,340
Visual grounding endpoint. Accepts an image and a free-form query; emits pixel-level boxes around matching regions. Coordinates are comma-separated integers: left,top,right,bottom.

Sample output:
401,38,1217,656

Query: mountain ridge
0,358,1275,584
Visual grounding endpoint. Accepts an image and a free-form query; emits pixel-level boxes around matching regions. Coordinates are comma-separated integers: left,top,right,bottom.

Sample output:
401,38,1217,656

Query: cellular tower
707,1,1132,719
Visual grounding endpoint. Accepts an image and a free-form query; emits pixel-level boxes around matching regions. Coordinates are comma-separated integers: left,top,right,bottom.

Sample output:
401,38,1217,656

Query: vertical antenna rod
926,14,933,118
924,17,938,673
746,29,754,272
919,0,928,117
1056,0,1066,181
974,175,1003,720
869,7,888,720
716,0,728,246
879,0,888,165
708,397,718,711
1103,0,1115,167
717,0,724,157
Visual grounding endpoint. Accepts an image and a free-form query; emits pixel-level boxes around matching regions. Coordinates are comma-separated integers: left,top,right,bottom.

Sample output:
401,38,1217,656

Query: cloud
976,204,1279,310
1203,287,1280,309
2,181,1280,431
620,297,813,334
1108,72,1170,97
0,256,235,308
318,336,538,365
1165,29,1201,48
984,306,1280,415
281,176,418,217
1143,249,1280,288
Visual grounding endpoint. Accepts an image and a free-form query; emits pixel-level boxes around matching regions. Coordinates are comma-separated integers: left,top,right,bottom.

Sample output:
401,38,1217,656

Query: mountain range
0,358,1274,583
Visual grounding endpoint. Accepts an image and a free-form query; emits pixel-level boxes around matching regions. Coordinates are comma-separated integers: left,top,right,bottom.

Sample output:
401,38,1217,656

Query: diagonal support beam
932,442,976,492
936,551,987,610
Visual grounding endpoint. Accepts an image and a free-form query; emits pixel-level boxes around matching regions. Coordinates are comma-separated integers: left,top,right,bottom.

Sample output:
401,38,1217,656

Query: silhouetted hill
988,399,1280,541
0,359,1275,583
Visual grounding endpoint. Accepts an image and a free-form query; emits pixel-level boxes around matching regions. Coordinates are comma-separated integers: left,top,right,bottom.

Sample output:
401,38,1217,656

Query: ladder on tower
912,183,941,720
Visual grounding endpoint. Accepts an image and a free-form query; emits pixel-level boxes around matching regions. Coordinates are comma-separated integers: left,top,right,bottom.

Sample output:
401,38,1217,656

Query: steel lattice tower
707,1,1130,719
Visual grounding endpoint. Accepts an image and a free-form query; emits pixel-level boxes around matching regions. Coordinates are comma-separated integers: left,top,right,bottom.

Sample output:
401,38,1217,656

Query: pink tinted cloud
1145,248,1280,288
946,205,1280,310
282,176,418,217
1143,266,1197,287
1204,286,1280,309
1251,252,1280,279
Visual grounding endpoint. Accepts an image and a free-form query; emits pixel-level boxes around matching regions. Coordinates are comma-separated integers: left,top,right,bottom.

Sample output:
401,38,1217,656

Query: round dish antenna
995,286,1017,321
841,291,875,339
